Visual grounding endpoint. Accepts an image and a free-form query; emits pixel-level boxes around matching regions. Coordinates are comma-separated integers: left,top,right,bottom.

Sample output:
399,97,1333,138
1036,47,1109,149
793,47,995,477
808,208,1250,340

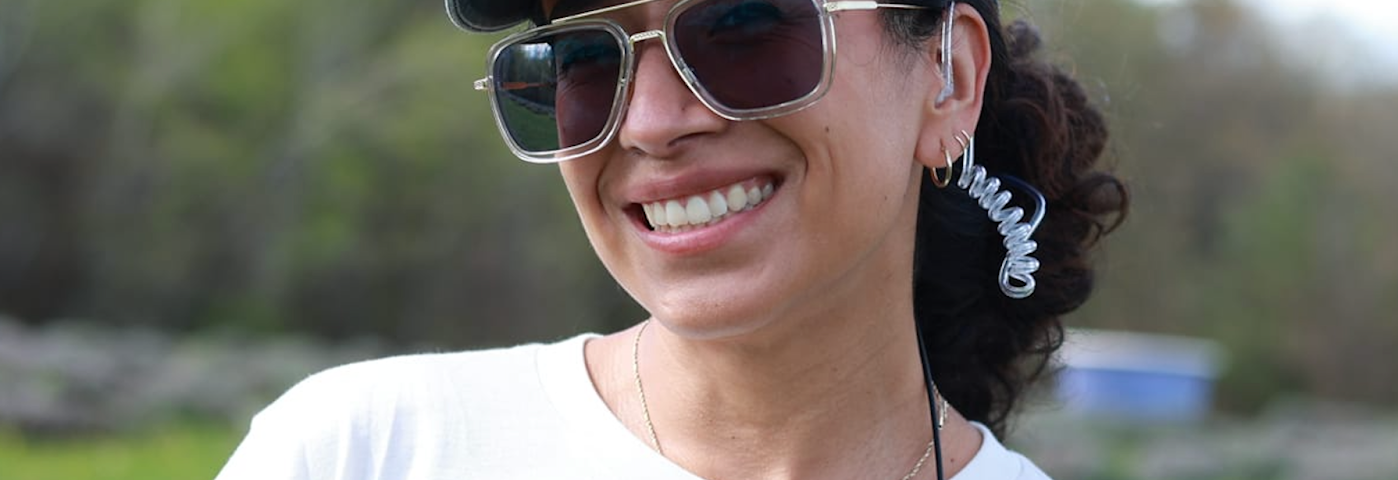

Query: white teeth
726,185,748,213
655,203,671,227
643,180,775,232
708,191,728,218
665,200,687,227
685,196,712,224
643,203,658,227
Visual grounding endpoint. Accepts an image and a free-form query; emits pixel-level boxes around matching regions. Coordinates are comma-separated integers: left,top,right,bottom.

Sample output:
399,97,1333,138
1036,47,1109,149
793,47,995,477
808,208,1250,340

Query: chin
642,289,785,342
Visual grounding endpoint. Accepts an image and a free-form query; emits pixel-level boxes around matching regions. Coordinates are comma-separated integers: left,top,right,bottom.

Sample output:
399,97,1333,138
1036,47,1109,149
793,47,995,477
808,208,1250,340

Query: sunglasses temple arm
824,1,930,13
552,0,666,23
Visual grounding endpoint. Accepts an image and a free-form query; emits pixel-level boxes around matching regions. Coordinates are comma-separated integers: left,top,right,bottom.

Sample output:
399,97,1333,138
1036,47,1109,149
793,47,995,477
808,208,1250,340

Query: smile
640,179,775,233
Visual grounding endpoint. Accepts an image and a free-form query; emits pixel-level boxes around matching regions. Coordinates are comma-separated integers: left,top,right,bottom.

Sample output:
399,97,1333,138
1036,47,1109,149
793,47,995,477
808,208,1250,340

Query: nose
616,39,726,158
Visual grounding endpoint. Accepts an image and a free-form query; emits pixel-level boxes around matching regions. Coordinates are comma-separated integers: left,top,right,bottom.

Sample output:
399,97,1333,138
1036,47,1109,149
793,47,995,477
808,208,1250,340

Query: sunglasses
474,0,937,163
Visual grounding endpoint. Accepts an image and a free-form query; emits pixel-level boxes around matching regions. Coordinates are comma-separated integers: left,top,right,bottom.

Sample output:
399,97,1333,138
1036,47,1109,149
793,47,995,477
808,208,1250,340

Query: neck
586,284,980,480
648,298,923,435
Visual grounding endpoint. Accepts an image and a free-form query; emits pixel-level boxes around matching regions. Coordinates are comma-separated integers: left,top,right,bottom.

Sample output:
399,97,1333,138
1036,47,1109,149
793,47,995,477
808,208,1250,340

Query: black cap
445,0,536,32
445,0,994,33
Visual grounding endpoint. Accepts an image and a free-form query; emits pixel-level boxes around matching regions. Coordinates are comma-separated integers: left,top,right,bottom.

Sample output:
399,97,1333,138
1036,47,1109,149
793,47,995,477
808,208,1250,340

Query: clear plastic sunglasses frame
474,0,930,163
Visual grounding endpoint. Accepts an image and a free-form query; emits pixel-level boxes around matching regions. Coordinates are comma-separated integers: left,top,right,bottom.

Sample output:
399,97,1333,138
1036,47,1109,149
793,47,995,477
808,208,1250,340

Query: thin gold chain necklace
632,320,945,480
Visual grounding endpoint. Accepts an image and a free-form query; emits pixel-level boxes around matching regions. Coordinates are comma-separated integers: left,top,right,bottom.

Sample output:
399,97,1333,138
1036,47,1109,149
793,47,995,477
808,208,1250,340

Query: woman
216,0,1126,478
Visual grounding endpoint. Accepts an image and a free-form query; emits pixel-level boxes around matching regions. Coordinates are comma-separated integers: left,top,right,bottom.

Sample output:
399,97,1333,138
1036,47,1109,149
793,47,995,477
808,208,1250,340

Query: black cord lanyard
913,323,947,480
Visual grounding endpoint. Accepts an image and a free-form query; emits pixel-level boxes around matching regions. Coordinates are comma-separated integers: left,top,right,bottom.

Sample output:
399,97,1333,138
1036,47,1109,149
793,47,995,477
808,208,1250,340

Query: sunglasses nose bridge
623,28,695,97
627,29,665,45
620,26,732,124
623,29,671,77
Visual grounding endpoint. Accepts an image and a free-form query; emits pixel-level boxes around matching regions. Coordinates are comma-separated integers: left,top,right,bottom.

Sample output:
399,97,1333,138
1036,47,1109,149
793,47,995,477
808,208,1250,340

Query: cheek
557,163,592,209
794,97,922,203
782,87,926,251
557,156,639,273
558,160,611,237
557,157,657,313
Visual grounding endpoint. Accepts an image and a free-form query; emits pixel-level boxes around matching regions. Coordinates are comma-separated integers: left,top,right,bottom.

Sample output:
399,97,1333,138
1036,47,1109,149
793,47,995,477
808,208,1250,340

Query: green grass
497,93,562,152
0,422,242,480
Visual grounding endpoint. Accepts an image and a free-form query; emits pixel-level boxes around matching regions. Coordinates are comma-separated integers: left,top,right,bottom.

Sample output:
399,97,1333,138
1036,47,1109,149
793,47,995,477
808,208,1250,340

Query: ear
913,3,992,171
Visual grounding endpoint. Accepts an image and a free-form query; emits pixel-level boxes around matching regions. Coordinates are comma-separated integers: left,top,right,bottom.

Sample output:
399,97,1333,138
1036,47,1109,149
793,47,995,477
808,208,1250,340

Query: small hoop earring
931,147,956,189
954,130,973,171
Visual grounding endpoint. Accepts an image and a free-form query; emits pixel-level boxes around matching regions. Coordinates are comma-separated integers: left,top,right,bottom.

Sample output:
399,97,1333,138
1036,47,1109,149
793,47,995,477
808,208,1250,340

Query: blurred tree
1026,0,1398,409
0,0,642,346
0,0,1394,409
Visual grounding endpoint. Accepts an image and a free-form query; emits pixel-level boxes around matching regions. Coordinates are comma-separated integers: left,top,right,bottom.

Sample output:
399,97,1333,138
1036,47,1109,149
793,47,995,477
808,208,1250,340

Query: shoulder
954,423,1053,480
216,337,591,480
288,342,544,401
258,339,564,429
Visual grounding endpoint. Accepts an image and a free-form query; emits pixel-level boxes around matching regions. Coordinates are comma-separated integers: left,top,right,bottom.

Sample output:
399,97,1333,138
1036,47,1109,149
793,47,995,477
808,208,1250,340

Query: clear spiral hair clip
935,1,957,105
955,132,1045,299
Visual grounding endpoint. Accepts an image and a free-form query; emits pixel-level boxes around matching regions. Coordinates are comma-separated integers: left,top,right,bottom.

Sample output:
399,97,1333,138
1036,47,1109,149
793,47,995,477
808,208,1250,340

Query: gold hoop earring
956,130,975,171
932,147,956,189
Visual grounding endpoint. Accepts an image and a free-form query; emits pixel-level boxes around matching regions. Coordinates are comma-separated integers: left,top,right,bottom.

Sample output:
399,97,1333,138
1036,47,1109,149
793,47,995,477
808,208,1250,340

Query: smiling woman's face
545,0,948,339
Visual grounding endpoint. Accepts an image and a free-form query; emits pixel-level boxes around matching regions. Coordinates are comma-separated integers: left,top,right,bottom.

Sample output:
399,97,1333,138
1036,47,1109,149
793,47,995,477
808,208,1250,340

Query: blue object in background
1057,329,1226,422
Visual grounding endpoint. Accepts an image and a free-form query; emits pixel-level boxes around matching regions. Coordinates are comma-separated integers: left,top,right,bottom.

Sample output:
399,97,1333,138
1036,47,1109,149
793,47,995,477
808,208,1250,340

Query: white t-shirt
215,334,1051,480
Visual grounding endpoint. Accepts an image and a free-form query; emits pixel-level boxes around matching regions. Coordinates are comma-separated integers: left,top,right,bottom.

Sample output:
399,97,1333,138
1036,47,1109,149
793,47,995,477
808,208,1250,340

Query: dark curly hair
884,1,1129,438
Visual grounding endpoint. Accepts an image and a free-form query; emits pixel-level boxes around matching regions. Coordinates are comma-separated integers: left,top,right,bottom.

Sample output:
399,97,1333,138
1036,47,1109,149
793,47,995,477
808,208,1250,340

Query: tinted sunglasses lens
674,0,824,111
492,29,624,154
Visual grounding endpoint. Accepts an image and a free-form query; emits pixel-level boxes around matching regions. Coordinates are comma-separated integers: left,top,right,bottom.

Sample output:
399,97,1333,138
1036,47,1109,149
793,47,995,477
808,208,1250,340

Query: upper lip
618,167,780,206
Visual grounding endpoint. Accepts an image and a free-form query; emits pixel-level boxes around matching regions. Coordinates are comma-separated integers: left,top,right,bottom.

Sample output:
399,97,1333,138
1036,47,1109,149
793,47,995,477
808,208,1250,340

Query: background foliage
1,0,637,346
1025,0,1398,410
1,0,1395,468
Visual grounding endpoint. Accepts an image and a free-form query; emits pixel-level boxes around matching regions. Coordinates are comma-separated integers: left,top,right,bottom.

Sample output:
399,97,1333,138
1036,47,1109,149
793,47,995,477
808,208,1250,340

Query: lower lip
634,192,775,255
